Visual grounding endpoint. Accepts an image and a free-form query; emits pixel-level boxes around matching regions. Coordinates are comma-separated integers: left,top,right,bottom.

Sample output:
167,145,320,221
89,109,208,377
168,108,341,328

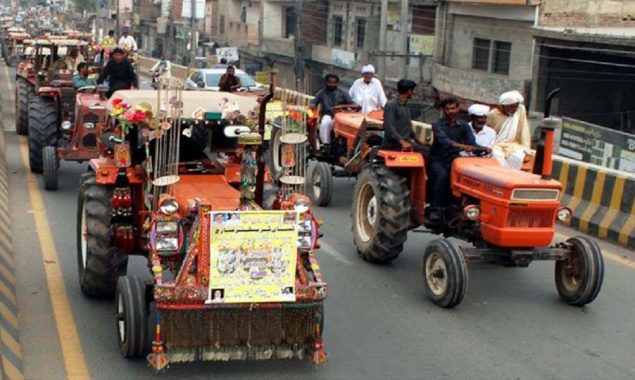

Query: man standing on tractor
348,64,387,114
311,73,354,145
487,90,531,170
97,47,138,98
382,79,421,151
427,97,480,221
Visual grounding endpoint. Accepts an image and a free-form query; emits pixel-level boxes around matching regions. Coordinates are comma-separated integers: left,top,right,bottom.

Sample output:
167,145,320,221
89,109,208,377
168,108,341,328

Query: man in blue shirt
428,97,481,220
72,62,96,90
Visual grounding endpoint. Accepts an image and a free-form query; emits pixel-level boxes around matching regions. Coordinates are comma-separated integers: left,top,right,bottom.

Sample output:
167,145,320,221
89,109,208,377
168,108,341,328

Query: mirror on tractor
223,125,251,138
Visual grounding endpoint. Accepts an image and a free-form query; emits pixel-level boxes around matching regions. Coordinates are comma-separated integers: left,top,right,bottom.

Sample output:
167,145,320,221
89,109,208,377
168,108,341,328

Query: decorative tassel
147,315,170,372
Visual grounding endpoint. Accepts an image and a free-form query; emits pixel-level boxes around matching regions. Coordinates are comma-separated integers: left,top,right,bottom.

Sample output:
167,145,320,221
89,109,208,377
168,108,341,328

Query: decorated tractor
22,39,89,173
76,79,328,370
2,28,29,66
350,94,604,308
14,38,37,135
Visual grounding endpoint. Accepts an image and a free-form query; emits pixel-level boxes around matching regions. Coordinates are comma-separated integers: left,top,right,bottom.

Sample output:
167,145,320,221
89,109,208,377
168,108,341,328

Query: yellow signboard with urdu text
207,211,298,304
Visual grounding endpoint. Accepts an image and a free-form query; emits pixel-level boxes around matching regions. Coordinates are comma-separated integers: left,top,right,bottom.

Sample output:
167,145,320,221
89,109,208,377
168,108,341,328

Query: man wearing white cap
348,64,387,114
468,104,496,149
487,90,531,170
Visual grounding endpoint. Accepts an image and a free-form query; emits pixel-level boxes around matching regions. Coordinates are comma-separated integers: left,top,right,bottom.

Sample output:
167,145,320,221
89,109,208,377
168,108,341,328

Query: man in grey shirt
311,73,354,144
383,79,425,152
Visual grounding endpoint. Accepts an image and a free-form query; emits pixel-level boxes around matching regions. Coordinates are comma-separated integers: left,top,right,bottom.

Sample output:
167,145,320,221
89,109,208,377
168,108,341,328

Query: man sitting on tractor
72,62,96,89
311,73,354,146
348,64,387,114
487,90,531,170
97,48,138,98
64,48,84,72
428,97,487,221
382,79,424,152
460,104,496,156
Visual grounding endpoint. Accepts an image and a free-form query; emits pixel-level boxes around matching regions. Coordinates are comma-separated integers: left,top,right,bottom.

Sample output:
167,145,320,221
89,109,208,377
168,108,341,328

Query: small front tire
42,146,58,190
308,162,333,207
422,239,468,308
115,275,149,358
555,236,604,306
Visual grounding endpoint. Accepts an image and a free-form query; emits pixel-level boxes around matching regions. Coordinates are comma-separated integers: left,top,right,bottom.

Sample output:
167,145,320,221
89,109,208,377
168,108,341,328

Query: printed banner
207,211,298,304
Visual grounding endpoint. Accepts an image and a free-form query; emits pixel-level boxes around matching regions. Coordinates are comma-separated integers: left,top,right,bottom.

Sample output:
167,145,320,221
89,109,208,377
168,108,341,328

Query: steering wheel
472,146,491,157
77,85,108,94
334,104,362,113
237,87,249,93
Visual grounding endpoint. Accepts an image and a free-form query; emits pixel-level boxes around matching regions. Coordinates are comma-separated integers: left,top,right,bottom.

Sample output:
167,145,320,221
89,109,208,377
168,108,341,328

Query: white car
184,68,265,92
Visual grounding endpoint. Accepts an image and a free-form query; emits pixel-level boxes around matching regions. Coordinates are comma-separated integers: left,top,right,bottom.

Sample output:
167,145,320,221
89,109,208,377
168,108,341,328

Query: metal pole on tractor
293,0,305,91
190,0,198,67
399,0,409,79
377,0,388,82
115,0,120,37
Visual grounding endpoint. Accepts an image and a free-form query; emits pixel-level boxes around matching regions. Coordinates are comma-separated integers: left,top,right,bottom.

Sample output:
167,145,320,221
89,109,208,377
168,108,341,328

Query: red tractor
350,93,604,308
76,84,327,370
14,38,36,135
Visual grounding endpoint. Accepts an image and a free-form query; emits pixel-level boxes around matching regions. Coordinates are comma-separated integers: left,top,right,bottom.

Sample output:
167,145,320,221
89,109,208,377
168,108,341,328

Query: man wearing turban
348,64,387,114
487,90,531,170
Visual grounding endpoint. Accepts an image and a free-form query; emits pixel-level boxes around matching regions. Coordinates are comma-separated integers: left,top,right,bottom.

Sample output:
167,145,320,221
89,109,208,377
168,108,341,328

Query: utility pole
115,0,120,36
377,0,388,81
399,0,409,79
293,0,305,91
189,0,197,67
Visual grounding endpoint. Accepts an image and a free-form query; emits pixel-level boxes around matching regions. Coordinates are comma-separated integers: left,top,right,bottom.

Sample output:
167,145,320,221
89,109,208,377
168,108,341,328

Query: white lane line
318,241,353,265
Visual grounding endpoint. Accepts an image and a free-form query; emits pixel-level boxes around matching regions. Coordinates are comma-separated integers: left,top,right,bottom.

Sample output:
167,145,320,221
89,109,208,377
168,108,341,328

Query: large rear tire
15,77,33,135
555,236,604,306
422,239,468,308
352,166,410,263
308,162,333,207
77,173,128,298
115,275,149,358
42,146,59,190
28,96,58,173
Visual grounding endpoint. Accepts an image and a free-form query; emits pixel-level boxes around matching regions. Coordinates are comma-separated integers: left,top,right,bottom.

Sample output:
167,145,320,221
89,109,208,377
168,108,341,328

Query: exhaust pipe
533,88,561,179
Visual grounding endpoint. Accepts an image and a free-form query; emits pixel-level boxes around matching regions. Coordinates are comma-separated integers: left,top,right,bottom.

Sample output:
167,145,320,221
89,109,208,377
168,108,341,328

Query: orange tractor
76,82,327,370
350,93,604,308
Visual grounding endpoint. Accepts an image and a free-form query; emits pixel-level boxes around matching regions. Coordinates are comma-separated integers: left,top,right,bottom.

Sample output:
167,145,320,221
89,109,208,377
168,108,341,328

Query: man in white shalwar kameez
348,64,387,114
487,90,531,170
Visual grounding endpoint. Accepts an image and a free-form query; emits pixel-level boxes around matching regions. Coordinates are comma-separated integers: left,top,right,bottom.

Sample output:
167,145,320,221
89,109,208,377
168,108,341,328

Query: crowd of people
310,65,531,220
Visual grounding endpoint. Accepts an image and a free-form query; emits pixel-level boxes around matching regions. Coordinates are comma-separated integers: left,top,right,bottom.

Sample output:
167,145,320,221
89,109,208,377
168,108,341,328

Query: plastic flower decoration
110,98,158,135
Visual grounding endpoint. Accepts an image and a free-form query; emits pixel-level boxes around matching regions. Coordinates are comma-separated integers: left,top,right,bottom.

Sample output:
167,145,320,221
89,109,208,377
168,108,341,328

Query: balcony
431,63,528,104
261,37,295,58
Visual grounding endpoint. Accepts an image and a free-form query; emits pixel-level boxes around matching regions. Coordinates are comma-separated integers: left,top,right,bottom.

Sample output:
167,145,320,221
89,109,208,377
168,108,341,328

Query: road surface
2,63,635,380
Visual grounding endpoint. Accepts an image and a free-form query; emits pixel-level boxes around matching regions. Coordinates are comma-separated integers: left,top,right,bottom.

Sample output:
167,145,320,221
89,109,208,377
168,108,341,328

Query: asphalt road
2,63,635,380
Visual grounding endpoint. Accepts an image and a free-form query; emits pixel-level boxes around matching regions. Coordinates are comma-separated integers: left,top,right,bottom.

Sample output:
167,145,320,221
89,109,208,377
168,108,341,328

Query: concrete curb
0,129,23,380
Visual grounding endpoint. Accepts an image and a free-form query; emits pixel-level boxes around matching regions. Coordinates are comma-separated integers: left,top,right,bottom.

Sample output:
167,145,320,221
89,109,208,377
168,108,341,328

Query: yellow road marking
2,358,22,380
0,327,21,359
0,304,18,331
555,232,635,270
17,137,91,380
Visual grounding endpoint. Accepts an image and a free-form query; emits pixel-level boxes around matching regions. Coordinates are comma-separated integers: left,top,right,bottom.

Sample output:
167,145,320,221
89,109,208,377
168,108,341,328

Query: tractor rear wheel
77,173,128,298
28,96,58,173
422,239,468,308
42,146,59,190
308,162,333,207
352,165,410,263
555,236,604,306
115,275,149,358
15,78,33,135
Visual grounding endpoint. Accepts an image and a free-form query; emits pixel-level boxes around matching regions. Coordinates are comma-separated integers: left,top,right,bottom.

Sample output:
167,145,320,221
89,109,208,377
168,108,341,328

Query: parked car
184,68,265,92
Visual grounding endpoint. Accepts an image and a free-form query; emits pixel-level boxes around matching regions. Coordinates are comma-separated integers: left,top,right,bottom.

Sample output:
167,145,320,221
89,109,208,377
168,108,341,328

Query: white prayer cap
468,104,491,116
499,90,524,105
361,64,375,74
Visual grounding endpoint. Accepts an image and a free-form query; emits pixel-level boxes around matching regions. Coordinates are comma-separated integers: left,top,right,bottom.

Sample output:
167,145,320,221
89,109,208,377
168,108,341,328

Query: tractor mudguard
377,150,425,168
89,158,144,186
36,86,61,97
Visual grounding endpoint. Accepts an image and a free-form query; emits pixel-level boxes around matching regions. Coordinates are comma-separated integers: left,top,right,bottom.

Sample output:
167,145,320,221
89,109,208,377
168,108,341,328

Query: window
472,38,512,75
472,38,490,71
356,18,366,49
219,15,225,34
493,41,511,75
285,7,296,39
240,7,246,23
333,16,343,46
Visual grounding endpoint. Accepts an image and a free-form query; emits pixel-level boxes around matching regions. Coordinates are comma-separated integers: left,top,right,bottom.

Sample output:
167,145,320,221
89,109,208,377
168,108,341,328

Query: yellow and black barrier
0,129,23,379
552,157,635,250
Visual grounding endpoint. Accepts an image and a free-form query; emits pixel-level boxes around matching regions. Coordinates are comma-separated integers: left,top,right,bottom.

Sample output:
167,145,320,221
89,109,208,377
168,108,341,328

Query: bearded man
487,90,531,170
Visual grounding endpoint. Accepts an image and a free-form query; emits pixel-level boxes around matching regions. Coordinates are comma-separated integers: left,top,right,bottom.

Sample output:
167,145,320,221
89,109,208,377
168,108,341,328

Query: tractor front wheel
115,275,149,358
308,162,333,207
77,173,128,297
28,96,58,173
422,239,468,308
555,236,604,306
42,146,59,190
15,78,33,135
352,166,410,263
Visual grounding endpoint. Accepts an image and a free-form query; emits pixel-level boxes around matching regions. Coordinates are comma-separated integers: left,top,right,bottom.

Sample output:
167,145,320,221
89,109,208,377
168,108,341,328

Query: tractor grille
161,306,321,351
507,209,553,228
83,112,99,124
82,133,97,147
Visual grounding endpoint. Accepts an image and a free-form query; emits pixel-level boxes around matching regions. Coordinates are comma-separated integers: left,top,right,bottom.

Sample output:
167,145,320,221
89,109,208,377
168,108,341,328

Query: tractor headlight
159,198,179,215
463,205,481,221
294,199,310,214
155,237,179,251
61,121,72,130
156,221,178,233
557,207,572,222
84,122,95,129
298,220,312,233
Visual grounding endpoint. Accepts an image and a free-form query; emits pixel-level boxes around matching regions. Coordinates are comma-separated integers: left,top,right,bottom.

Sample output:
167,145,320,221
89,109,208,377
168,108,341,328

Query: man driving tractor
311,73,354,146
72,62,96,89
